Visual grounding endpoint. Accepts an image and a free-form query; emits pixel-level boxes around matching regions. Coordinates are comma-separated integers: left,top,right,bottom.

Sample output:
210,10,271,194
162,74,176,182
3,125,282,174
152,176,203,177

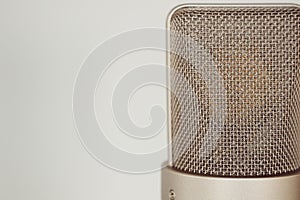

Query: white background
1,0,299,199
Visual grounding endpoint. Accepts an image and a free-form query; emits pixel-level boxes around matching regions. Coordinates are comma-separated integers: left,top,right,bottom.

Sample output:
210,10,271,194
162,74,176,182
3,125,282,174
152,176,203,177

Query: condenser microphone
162,4,300,200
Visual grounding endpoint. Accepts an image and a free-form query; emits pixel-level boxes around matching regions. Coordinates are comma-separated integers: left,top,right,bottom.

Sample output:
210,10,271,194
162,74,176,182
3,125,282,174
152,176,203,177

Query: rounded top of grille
169,5,300,177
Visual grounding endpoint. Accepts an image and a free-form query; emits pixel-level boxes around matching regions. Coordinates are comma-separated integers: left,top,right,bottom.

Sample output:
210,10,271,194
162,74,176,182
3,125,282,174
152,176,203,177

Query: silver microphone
162,4,300,200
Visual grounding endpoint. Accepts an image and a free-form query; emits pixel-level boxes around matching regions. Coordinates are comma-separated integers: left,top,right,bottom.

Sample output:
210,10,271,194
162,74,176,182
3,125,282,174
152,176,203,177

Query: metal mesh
169,6,300,177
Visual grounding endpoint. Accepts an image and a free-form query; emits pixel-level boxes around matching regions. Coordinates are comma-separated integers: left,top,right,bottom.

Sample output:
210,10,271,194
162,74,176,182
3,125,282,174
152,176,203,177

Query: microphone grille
169,6,300,177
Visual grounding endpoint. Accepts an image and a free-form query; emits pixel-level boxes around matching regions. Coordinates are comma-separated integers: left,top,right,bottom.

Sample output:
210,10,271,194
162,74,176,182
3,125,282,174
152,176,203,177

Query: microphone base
162,166,300,200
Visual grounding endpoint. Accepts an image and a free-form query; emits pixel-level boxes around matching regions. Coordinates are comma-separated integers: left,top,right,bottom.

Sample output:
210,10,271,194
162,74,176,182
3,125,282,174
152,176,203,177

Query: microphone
162,4,300,200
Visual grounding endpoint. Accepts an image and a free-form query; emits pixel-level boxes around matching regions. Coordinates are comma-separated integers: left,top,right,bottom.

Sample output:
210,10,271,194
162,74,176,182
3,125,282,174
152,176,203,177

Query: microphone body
163,4,300,200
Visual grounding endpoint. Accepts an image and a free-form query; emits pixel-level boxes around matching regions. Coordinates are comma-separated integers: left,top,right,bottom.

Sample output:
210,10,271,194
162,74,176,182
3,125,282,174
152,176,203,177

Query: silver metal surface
162,167,300,200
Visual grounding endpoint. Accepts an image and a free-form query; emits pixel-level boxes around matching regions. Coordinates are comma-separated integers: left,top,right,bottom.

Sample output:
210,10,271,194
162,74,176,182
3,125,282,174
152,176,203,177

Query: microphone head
169,5,300,177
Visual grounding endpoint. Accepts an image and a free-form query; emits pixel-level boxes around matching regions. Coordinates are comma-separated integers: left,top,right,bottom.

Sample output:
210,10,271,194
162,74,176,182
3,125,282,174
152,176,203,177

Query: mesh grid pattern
169,6,300,177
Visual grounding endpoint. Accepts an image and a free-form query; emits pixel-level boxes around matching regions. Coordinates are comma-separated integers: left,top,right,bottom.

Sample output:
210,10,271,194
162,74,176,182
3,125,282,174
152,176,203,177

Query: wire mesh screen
169,6,300,177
